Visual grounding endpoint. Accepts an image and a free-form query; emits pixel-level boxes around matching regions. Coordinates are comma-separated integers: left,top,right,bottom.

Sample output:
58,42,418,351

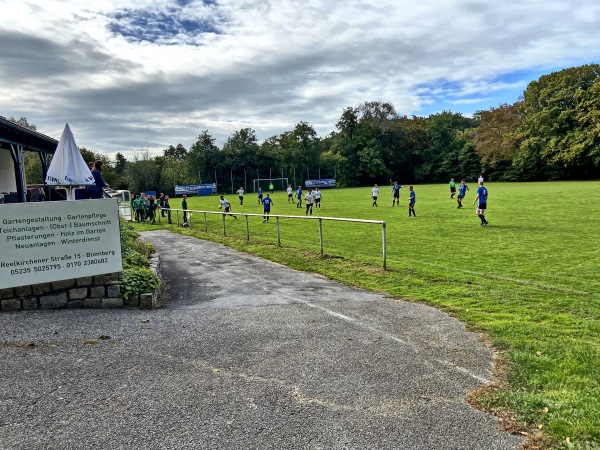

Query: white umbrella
45,123,94,199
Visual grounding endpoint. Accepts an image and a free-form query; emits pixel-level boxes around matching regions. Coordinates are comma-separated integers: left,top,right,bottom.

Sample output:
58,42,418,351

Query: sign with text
305,178,336,188
0,199,123,289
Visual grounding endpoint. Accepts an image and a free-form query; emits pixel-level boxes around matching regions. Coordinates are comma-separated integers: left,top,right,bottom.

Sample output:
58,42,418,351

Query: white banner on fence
0,199,123,289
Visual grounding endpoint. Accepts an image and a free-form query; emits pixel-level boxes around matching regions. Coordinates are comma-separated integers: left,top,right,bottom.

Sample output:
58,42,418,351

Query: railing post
204,212,208,233
276,216,281,247
222,214,226,236
319,218,323,255
176,210,180,226
245,214,250,241
382,222,387,270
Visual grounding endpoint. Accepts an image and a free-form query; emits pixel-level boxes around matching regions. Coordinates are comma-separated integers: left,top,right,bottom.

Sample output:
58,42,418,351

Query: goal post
252,178,289,192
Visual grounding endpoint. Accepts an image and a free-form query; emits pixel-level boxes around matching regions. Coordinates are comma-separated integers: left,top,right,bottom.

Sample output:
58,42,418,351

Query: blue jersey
476,186,488,204
392,185,401,196
409,190,416,204
296,189,302,199
262,197,273,210
458,184,468,197
258,188,263,195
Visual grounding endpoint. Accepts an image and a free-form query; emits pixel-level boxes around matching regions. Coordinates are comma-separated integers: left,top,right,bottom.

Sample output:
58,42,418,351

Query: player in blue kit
473,181,489,226
456,179,469,209
262,193,273,222
296,186,303,208
408,186,416,217
257,187,263,205
391,181,403,206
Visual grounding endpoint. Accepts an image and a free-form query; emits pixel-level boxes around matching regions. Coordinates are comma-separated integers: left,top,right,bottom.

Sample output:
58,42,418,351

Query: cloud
0,0,599,158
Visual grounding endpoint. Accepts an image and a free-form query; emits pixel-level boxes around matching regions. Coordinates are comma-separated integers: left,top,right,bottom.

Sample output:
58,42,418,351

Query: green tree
187,131,222,185
125,151,161,194
415,111,477,183
222,128,265,192
474,102,523,168
163,143,188,161
517,64,600,179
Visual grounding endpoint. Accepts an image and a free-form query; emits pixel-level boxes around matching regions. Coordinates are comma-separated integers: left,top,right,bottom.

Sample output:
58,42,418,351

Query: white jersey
287,187,293,195
304,193,314,204
314,190,321,199
220,199,230,209
236,189,244,197
372,187,379,197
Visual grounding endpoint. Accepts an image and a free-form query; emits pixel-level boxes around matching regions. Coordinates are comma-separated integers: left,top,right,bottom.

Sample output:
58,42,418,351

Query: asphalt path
0,230,522,449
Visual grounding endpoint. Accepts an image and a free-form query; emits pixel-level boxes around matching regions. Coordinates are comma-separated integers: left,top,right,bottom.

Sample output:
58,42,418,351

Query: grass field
135,181,600,449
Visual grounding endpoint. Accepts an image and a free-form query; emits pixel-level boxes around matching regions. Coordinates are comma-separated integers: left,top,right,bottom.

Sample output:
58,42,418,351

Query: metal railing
162,208,387,269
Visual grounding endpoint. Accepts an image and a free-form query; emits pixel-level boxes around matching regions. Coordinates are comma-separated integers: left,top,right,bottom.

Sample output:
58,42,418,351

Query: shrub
121,266,160,300
119,219,159,299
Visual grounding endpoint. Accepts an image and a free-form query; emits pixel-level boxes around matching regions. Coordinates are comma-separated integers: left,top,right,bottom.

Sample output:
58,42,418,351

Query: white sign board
0,199,123,289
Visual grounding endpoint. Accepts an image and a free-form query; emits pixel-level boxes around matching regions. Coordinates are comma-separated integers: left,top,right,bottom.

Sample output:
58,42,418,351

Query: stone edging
0,254,162,311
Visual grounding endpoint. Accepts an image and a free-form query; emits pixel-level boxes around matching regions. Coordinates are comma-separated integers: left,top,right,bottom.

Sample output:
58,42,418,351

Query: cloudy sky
1,0,599,158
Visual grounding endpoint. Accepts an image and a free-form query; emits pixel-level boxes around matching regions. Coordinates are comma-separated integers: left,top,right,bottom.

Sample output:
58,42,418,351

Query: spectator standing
164,195,172,224
182,194,188,224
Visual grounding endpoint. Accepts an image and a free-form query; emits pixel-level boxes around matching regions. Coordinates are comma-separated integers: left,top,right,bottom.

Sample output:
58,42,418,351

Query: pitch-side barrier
163,208,387,269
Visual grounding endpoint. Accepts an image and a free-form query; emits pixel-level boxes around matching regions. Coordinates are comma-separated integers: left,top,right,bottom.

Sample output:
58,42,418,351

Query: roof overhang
0,116,58,154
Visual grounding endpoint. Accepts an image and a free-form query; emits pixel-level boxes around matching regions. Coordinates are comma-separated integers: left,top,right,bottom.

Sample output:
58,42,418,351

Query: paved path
0,230,522,449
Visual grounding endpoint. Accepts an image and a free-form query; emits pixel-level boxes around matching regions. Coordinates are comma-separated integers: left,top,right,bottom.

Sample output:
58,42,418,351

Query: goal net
252,178,289,192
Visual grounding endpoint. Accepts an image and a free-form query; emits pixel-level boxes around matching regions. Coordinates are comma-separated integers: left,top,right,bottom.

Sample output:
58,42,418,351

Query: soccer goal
252,178,289,192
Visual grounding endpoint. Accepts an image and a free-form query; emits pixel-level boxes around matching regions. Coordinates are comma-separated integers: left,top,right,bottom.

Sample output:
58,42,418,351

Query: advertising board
0,199,123,289
304,178,336,188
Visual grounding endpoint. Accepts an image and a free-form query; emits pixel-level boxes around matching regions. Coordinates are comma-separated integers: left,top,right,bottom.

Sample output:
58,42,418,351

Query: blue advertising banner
175,185,201,196
175,184,217,196
304,178,336,188
198,183,217,196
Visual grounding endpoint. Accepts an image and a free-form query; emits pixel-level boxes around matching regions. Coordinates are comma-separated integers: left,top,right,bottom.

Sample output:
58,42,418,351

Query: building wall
0,149,17,193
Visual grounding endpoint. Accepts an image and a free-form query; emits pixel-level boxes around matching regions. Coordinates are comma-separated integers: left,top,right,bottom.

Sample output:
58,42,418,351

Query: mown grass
135,181,600,449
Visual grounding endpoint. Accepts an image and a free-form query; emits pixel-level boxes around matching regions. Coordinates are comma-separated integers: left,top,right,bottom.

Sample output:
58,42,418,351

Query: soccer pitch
146,181,600,447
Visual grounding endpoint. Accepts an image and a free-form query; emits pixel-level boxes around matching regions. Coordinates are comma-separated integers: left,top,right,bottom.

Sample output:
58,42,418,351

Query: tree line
21,63,600,195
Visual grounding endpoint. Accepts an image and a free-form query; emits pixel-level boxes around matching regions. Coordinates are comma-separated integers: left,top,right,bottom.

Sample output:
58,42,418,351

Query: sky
1,0,599,159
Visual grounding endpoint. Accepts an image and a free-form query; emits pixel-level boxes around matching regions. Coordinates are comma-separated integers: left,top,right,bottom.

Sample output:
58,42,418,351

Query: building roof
0,116,58,154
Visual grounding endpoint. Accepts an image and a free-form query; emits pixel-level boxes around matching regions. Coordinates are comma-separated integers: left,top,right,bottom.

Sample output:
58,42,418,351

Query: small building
0,116,58,203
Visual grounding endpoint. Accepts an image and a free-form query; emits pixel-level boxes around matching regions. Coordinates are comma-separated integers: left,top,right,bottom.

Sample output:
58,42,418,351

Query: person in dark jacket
164,195,172,224
147,196,157,224
88,160,107,199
